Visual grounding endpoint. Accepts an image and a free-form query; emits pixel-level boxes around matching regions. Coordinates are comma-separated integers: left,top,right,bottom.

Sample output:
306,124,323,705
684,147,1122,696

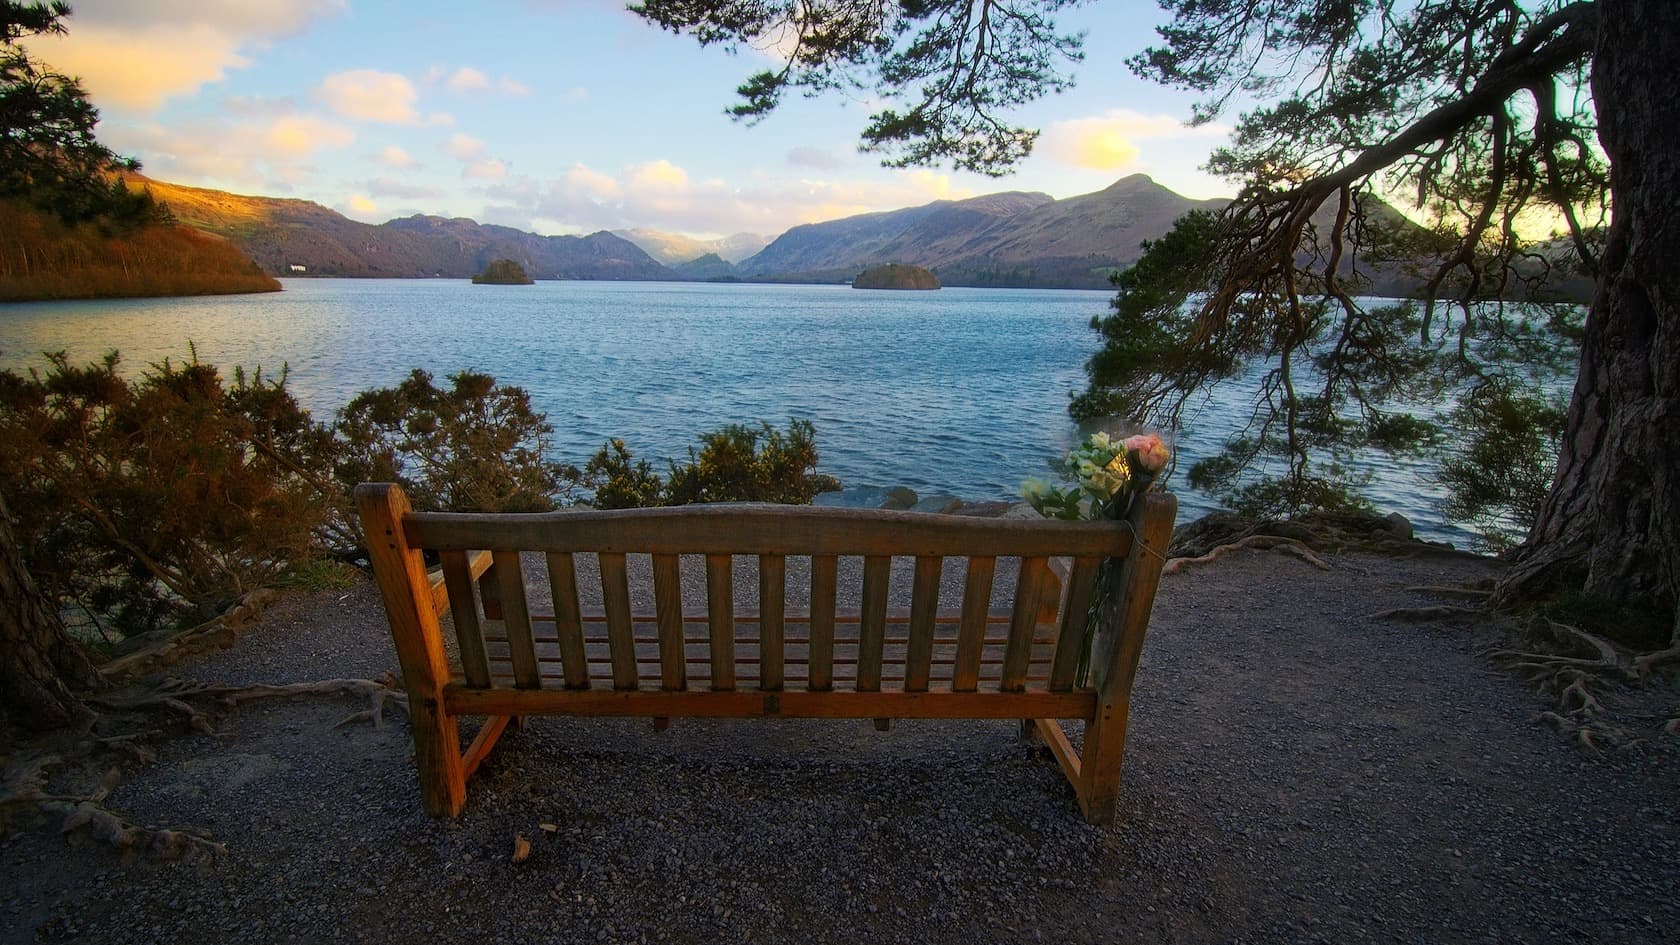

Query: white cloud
464,158,509,180
317,70,420,123
498,77,533,96
23,1,343,112
445,133,488,161
445,67,491,93
477,160,972,237
1040,110,1230,172
379,146,418,169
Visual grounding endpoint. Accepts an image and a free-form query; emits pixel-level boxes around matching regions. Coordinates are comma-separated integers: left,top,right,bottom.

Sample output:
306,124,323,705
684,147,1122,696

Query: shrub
334,369,570,513
573,419,841,508
0,351,334,632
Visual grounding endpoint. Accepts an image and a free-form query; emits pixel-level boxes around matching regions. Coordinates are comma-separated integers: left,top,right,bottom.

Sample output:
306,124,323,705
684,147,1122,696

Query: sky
24,0,1241,240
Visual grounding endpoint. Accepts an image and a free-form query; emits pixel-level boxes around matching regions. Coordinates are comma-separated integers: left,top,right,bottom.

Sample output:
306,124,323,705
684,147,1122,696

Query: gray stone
812,485,918,510
909,493,963,514
882,486,919,510
1384,511,1414,540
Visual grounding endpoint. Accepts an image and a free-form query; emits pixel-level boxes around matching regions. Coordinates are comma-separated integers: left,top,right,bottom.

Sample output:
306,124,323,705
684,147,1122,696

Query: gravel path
3,546,1677,944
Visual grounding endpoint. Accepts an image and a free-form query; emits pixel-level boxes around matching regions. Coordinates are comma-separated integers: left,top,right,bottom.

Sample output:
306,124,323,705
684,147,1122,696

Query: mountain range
131,173,1242,290
121,173,1587,300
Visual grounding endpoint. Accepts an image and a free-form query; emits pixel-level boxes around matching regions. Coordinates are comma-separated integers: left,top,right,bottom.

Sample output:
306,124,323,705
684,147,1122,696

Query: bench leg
652,716,671,732
1075,711,1125,826
358,483,469,817
409,702,469,817
872,717,893,732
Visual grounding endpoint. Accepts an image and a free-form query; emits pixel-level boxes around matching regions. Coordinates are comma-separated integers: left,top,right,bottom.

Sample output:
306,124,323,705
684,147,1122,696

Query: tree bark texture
0,493,100,732
1500,0,1680,643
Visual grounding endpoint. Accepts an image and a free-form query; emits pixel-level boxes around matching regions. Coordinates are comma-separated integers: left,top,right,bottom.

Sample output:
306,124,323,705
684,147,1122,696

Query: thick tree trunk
1497,0,1680,645
0,493,101,732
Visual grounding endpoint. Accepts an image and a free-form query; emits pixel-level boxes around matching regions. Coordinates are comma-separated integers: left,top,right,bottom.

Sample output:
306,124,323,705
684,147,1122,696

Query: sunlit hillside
0,199,281,302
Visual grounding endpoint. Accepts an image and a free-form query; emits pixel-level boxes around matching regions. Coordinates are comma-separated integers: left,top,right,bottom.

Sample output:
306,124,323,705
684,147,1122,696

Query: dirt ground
2,543,1677,944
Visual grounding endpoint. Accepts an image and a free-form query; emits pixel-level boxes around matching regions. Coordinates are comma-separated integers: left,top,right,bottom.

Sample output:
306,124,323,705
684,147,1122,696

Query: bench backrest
358,484,1176,708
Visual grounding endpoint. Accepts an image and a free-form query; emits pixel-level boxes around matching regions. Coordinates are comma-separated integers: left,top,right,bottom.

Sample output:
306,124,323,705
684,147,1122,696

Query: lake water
0,278,1472,543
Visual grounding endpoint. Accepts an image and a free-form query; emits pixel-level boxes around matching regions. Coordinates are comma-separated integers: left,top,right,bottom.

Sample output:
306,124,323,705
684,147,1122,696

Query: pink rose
1124,433,1170,474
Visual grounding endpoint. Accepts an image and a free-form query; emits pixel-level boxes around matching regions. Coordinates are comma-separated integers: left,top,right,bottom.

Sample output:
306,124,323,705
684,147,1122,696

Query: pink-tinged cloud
379,146,418,169
26,25,248,111
24,0,344,112
317,70,420,123
263,116,355,156
445,133,488,161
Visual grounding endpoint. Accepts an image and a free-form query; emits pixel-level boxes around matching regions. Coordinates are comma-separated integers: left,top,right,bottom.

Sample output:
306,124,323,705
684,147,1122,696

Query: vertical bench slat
856,555,890,692
809,554,838,691
439,550,491,688
759,554,786,691
652,553,686,691
599,552,638,690
953,556,996,692
1048,556,1102,691
904,555,941,691
706,554,735,691
1001,556,1051,692
492,550,541,689
544,552,590,690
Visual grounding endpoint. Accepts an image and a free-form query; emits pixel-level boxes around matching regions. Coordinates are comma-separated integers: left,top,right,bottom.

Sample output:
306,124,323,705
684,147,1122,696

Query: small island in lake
852,263,940,290
471,259,534,284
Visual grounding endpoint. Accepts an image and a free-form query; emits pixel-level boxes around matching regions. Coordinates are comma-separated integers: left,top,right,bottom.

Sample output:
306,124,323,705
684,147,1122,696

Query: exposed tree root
1633,645,1680,679
2,673,407,859
1163,535,1331,575
1404,584,1494,599
0,753,224,861
89,675,408,732
99,588,278,681
1361,604,1485,621
1479,617,1659,749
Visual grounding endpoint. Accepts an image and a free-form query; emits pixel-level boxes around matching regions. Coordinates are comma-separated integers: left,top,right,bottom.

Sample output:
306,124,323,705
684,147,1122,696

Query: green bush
0,352,334,632
334,369,570,513
573,419,841,508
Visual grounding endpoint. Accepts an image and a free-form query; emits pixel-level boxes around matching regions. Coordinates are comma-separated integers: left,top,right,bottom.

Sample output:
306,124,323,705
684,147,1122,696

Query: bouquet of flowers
1021,431,1171,522
1021,431,1171,687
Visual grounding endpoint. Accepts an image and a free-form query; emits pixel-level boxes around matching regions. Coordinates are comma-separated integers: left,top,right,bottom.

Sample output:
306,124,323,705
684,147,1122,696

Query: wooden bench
357,482,1176,825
